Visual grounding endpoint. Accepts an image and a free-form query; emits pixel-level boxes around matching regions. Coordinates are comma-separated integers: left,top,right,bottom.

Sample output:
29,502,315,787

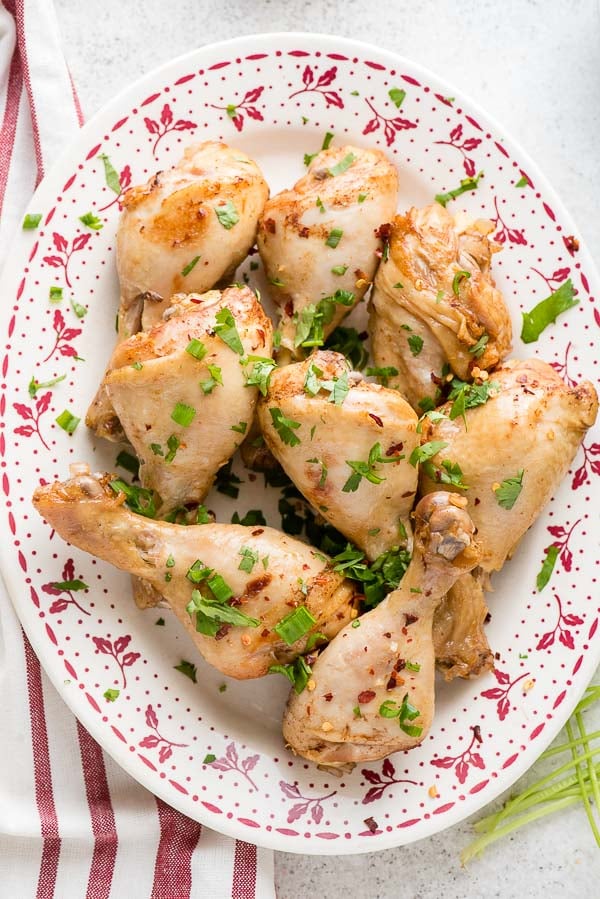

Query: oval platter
0,33,598,854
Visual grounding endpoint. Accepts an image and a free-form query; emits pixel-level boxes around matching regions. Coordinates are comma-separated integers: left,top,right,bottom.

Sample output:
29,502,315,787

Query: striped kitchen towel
0,2,275,896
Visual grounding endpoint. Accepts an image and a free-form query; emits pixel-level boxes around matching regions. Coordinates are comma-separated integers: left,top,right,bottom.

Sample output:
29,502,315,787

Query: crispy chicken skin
258,350,419,559
423,359,598,679
32,468,359,680
257,145,398,355
117,141,269,338
99,287,272,515
282,492,479,764
369,204,512,409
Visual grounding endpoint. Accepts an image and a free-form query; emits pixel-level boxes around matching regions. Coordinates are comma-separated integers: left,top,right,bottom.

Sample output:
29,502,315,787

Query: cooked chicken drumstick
258,350,419,559
421,358,598,679
32,468,359,679
369,204,512,410
282,492,479,764
117,141,269,338
99,286,272,514
257,145,398,357
87,141,269,436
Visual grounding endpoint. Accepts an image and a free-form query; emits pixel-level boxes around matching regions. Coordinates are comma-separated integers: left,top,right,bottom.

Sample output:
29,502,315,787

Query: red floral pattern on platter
490,195,528,245
480,668,532,721
289,65,343,108
42,231,91,289
211,86,264,132
13,391,52,449
139,704,188,763
551,341,577,387
361,757,417,804
41,557,90,616
537,594,584,651
430,726,485,784
362,97,417,146
144,103,197,158
208,742,260,791
545,518,582,573
531,264,571,295
279,780,337,824
91,634,140,688
43,309,82,364
571,440,600,490
434,124,481,176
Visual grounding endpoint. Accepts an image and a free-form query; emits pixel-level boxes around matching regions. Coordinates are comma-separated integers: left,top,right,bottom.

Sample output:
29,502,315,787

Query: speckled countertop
53,1,600,895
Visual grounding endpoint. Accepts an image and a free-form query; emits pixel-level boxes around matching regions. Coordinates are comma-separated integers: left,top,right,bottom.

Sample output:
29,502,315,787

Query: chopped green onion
214,307,244,355
536,544,559,592
325,228,343,248
435,172,483,207
185,338,207,361
49,286,63,304
23,213,42,230
521,279,578,344
268,656,312,693
328,152,356,177
238,546,259,574
331,265,348,276
28,373,66,397
274,606,317,645
55,409,80,434
181,255,201,276
70,299,87,318
109,479,156,518
469,334,489,358
104,688,120,702
165,434,180,463
452,270,471,296
116,450,139,477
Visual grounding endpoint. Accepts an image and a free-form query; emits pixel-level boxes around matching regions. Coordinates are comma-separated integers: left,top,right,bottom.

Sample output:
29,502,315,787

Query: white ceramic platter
0,33,598,854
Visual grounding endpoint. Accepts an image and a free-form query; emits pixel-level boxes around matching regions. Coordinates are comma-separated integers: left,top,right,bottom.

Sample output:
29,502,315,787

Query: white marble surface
53,1,600,896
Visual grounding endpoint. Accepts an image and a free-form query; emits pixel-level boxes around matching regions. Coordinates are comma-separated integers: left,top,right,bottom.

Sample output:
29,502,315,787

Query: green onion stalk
461,684,600,864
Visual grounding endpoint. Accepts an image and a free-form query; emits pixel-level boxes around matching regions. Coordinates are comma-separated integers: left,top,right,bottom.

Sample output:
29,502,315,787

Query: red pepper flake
386,674,397,690
363,816,378,833
563,234,579,255
401,490,414,498
358,690,376,704
323,692,333,702
474,497,481,506
386,441,404,456
261,628,270,637
284,299,294,318
215,623,232,641
471,724,483,744
251,528,264,536
375,222,392,242
383,632,391,639
369,413,384,428
298,226,310,238
405,613,418,626
485,611,492,624
264,218,276,234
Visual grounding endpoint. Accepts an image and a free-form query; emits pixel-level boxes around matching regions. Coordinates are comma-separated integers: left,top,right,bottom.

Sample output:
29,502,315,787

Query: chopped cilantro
435,172,483,207
214,200,239,229
343,442,402,493
214,307,244,354
79,211,103,230
494,470,524,510
171,403,196,427
174,660,198,683
407,334,424,356
270,407,301,446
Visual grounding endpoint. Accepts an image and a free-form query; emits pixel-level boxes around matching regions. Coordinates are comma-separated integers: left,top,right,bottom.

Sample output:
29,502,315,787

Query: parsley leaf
520,279,578,344
174,660,198,683
407,334,424,356
366,365,398,386
270,407,301,446
343,442,402,492
214,307,244,354
325,326,369,370
389,87,406,108
79,211,103,230
409,441,448,467
536,544,559,592
98,153,121,193
494,470,524,510
294,290,354,348
244,356,277,396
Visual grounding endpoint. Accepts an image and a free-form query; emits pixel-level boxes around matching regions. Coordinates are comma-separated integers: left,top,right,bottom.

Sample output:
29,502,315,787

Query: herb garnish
307,457,328,488
55,409,80,434
270,407,301,446
70,299,87,318
407,334,424,356
165,434,180,464
379,694,423,737
520,279,578,344
109,479,156,518
469,334,489,358
28,373,66,397
304,131,334,166
269,656,312,693
200,364,223,394
181,255,201,277
274,606,317,645
435,171,483,207
79,211,103,230
494,470,524,510
325,228,343,249
214,307,244,354
294,290,354,348
326,326,369,370
366,365,398,387
452,270,471,296
331,264,348,276
98,153,121,193
116,450,139,477
328,152,356,177
231,509,267,527
49,286,63,304
231,421,247,434
214,200,239,229
389,87,406,107
343,442,403,493
174,660,198,683
409,441,448,467
536,545,559,592
447,377,499,424
186,585,259,636
23,213,42,230
104,689,120,702
332,543,410,607
238,546,259,574
185,338,207,361
171,402,196,427
244,356,277,395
